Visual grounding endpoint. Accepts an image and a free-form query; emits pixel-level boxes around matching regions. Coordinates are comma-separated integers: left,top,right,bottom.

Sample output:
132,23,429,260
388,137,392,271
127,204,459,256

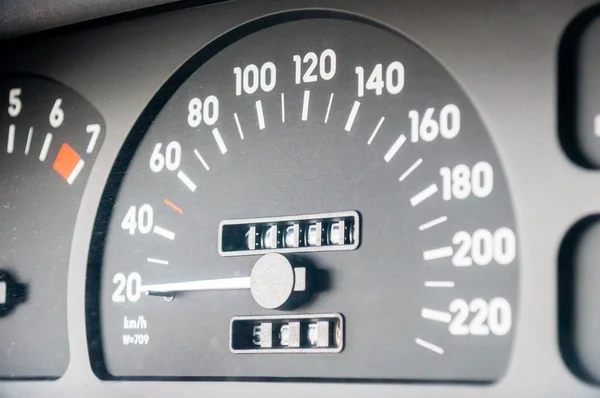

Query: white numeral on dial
49,98,64,128
440,162,494,200
452,228,516,267
188,96,219,127
410,104,460,142
112,272,142,303
8,88,22,117
449,298,512,336
149,141,181,173
234,62,276,95
293,49,336,84
355,62,404,97
121,204,154,235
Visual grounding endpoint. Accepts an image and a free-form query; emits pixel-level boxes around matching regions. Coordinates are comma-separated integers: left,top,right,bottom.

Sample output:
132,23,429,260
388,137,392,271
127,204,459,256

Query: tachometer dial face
0,75,104,378
89,14,518,382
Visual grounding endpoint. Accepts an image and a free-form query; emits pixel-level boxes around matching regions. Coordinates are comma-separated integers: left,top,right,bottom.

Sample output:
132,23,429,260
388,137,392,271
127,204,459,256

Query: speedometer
88,13,518,382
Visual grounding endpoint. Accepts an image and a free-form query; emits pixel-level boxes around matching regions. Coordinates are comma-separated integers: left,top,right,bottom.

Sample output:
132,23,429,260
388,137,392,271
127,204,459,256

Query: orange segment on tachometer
53,143,84,184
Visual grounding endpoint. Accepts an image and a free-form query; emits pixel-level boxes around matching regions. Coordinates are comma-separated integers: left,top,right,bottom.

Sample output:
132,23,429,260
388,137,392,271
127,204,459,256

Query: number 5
8,88,22,117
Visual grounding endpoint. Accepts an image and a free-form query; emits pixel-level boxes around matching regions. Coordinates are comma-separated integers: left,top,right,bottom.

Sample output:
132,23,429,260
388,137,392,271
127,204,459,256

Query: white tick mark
399,158,423,181
384,134,406,163
39,133,53,162
147,257,169,265
421,308,452,323
344,101,360,132
302,90,310,121
424,281,455,288
419,216,448,231
25,127,33,155
67,159,85,185
415,338,444,355
7,125,15,154
367,117,384,145
212,128,228,154
194,149,210,171
410,184,438,206
177,170,197,192
255,100,265,130
324,93,334,123
153,225,175,241
234,113,244,140
423,246,453,261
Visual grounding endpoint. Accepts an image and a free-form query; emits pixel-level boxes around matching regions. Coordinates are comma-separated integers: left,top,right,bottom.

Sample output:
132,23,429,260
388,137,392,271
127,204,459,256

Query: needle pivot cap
250,253,295,309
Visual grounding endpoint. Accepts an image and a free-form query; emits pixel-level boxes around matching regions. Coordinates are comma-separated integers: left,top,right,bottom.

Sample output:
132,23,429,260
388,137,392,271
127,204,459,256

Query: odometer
88,13,518,381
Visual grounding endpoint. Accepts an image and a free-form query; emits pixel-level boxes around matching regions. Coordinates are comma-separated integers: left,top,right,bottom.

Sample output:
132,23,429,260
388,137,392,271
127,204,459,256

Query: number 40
121,204,154,235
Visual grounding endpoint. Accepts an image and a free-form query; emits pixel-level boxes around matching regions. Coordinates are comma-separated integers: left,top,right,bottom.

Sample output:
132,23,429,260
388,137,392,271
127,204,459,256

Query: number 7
86,124,101,154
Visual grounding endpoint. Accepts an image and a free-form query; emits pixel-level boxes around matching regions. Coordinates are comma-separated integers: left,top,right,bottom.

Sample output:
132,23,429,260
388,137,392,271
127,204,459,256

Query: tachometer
0,75,104,378
88,13,518,382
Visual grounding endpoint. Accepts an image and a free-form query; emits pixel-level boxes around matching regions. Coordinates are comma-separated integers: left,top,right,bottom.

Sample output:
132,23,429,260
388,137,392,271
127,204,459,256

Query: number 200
452,228,516,267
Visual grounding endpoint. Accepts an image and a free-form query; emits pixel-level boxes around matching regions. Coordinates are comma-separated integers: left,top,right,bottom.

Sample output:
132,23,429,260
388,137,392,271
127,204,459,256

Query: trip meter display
88,14,518,381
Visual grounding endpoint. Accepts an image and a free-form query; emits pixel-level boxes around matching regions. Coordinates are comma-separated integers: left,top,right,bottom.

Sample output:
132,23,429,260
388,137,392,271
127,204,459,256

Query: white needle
141,276,251,294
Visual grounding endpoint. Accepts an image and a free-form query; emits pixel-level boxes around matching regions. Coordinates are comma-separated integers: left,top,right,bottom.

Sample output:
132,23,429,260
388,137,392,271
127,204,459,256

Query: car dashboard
1,0,600,396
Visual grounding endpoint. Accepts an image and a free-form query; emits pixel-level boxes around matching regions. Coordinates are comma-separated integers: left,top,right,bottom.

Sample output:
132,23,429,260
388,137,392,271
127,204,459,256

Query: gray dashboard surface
0,0,598,396
0,0,177,40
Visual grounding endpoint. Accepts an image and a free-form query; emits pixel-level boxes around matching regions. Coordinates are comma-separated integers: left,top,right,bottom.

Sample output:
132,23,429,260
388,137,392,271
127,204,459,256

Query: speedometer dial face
89,14,518,381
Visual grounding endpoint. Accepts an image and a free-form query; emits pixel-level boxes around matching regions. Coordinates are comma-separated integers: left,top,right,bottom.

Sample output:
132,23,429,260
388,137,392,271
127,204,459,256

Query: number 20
112,272,142,303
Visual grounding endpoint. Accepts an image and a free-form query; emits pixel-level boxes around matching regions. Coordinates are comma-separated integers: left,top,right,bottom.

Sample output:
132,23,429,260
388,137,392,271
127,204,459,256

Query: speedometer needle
140,276,251,294
140,253,306,309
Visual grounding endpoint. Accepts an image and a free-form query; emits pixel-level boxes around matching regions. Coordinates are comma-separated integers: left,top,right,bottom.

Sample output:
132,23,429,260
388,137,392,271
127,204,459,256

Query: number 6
49,99,64,128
